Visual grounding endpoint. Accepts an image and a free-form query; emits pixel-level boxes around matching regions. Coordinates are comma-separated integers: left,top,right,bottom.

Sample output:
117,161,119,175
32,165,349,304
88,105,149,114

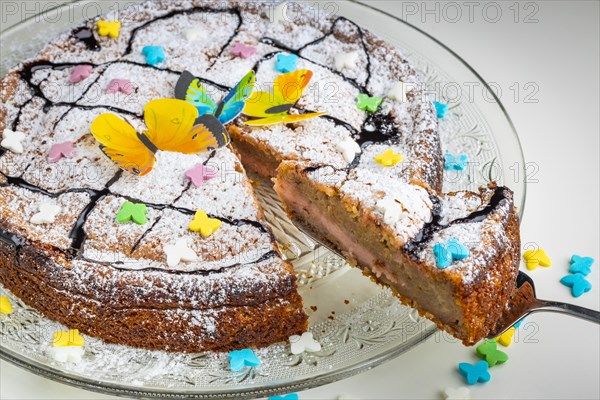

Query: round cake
0,0,520,352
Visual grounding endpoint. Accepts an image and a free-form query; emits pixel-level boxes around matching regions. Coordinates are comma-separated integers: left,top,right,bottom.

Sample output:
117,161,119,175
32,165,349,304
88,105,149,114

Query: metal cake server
487,270,600,338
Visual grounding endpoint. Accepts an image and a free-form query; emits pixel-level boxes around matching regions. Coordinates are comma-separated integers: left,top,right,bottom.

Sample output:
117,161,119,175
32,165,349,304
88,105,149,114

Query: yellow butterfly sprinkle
494,327,515,347
189,210,222,237
97,20,121,38
523,248,552,270
0,296,12,315
53,329,84,347
374,149,403,167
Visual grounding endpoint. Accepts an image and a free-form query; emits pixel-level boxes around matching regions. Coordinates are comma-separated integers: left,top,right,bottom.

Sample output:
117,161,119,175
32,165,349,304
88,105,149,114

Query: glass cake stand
0,1,526,398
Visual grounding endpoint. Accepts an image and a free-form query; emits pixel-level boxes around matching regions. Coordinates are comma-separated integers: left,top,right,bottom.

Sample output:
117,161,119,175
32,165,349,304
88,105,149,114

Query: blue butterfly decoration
444,153,468,171
458,360,491,385
513,318,524,329
268,394,299,400
142,46,166,66
433,238,470,269
570,254,594,276
228,348,261,371
276,53,299,73
175,70,255,125
433,101,448,118
560,273,592,298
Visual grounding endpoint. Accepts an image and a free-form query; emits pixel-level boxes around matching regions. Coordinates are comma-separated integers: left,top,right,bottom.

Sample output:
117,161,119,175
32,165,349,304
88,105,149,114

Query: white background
1,1,599,399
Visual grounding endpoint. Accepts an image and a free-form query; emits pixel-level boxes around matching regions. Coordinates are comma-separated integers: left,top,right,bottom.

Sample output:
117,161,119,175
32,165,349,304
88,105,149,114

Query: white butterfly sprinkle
1,128,26,154
50,346,84,363
289,332,322,354
335,51,360,70
336,137,361,163
30,203,62,225
387,81,414,103
376,196,406,225
164,238,198,267
183,27,206,41
443,386,471,400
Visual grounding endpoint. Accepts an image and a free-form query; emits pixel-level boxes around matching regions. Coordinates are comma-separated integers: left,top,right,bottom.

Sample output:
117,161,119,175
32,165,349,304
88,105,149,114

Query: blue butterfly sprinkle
268,394,299,400
228,348,261,371
433,238,470,269
570,254,595,276
560,273,592,298
142,46,166,66
444,153,469,171
458,360,491,385
513,318,524,329
433,101,448,118
276,53,299,73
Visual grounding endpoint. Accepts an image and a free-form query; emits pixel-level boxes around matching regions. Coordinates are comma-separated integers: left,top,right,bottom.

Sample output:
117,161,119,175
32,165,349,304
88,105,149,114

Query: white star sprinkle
387,81,414,103
1,128,26,154
376,196,406,225
50,346,84,363
289,332,322,354
164,238,198,267
183,27,207,41
335,51,359,70
336,137,361,163
443,386,471,400
30,203,61,225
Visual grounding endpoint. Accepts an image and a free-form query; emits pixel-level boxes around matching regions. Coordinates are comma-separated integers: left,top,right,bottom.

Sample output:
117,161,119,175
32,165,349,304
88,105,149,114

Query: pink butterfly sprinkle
230,43,257,59
48,141,76,163
70,65,93,83
106,79,134,95
185,164,218,187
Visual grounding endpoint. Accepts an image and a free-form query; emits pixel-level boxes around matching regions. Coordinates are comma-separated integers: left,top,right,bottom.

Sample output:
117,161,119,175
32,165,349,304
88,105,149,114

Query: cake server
487,270,600,338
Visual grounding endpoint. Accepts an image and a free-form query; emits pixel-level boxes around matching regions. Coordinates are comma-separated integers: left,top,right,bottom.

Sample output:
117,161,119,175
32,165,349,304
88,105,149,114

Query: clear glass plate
0,1,526,398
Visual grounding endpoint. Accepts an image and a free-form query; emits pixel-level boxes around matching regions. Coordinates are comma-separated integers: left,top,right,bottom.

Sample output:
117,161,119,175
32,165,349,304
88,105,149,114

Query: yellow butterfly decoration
90,99,230,176
243,69,327,126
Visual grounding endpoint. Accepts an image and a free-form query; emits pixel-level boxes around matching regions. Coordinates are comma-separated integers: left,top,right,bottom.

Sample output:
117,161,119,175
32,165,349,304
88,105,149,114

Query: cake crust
0,241,305,352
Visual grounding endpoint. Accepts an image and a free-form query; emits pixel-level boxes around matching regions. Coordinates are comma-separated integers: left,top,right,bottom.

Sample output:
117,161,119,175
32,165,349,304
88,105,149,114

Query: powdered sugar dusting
0,185,90,250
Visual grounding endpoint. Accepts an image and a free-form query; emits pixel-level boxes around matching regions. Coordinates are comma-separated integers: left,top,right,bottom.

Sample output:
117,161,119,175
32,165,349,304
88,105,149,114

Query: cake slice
275,162,520,345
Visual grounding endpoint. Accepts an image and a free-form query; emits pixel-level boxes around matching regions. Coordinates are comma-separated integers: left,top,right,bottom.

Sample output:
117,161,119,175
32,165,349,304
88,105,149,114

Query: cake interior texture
273,163,520,345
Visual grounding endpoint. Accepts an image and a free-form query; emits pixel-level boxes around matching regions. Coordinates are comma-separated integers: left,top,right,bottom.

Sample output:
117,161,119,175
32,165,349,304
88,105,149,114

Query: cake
0,0,520,351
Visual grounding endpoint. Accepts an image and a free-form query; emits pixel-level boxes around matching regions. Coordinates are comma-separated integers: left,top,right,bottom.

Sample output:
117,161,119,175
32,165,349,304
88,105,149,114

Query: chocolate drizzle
299,112,401,173
0,3,391,273
72,26,100,51
68,170,123,253
111,250,278,276
260,16,373,94
356,113,400,146
258,17,404,166
123,6,243,70
3,175,95,198
404,186,511,259
1,168,270,258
